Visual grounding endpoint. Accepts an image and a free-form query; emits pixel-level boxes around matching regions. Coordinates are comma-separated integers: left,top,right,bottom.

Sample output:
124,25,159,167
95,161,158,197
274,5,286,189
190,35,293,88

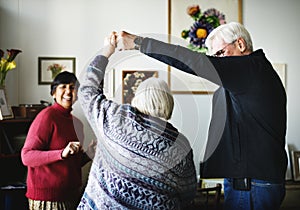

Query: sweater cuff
59,149,66,160
140,37,149,54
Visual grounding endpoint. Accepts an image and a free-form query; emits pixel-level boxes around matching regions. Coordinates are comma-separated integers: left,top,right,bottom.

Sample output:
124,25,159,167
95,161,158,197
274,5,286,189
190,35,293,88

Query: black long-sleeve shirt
140,38,287,183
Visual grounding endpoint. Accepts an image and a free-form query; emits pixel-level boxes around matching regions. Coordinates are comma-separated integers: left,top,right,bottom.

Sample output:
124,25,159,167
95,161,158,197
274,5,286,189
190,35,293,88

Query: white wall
0,0,169,148
1,0,300,178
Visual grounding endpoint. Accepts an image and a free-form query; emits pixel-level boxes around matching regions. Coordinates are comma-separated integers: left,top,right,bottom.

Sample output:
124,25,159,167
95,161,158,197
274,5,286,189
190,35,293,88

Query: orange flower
187,5,200,17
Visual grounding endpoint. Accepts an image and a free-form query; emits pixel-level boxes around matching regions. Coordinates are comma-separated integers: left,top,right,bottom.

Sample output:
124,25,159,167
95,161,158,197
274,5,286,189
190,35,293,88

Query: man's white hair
205,22,253,55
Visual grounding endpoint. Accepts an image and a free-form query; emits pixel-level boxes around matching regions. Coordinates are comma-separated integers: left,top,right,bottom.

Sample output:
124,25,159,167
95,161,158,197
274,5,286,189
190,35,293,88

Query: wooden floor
280,189,300,210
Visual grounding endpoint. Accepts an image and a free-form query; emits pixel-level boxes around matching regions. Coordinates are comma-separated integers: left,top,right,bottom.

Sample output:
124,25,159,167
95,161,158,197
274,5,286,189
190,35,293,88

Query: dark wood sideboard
0,105,46,210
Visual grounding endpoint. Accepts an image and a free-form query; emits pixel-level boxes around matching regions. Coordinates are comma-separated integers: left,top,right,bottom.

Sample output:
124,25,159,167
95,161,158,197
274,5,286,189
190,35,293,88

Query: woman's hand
102,31,117,58
61,141,82,159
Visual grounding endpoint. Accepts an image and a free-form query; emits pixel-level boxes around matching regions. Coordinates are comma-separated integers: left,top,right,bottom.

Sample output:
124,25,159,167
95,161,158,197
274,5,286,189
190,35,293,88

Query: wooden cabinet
0,112,45,210
0,118,33,185
0,118,34,210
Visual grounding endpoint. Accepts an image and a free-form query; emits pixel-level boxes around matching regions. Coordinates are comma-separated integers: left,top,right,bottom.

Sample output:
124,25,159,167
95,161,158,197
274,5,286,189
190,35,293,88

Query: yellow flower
196,28,208,39
0,49,22,86
0,59,17,71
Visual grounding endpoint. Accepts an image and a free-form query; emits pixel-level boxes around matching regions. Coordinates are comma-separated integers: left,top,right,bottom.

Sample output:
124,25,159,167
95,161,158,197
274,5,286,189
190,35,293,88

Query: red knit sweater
21,103,84,202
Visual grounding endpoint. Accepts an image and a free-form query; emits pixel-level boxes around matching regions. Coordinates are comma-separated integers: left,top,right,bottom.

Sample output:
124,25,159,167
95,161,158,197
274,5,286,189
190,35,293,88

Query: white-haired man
118,22,287,210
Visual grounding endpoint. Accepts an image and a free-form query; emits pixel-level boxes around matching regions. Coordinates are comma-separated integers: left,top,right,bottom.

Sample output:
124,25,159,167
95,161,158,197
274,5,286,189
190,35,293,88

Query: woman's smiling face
52,82,77,109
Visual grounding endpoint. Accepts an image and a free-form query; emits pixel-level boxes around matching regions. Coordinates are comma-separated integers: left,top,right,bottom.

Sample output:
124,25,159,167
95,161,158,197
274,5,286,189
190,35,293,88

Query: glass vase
0,72,7,87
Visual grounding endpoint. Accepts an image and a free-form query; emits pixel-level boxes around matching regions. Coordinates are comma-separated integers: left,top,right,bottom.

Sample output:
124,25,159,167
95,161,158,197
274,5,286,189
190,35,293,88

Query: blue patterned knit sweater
77,54,197,210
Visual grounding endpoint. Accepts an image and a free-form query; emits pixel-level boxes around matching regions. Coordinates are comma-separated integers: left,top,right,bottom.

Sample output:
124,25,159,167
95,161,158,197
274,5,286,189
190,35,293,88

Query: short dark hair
50,71,79,95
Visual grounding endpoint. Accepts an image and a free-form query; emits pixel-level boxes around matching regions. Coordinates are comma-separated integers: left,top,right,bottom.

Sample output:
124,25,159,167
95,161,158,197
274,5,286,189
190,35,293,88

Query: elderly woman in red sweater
21,71,95,210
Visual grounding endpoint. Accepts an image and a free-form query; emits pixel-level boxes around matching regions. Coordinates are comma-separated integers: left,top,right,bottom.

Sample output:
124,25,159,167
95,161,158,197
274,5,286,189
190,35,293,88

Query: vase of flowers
47,63,66,79
0,49,22,87
181,5,226,53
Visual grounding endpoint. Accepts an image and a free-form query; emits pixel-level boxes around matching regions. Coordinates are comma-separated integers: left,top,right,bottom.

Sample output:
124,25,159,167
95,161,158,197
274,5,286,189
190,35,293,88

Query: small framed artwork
169,69,219,94
0,88,14,120
272,63,286,88
38,57,76,85
122,70,158,104
103,69,115,99
291,151,300,181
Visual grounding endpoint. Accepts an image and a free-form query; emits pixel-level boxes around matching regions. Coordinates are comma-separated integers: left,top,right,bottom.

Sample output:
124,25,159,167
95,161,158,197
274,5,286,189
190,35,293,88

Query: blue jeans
223,178,285,210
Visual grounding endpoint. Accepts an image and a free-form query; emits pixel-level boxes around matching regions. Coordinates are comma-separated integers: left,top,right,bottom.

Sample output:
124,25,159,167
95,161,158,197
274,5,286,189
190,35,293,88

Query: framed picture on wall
103,69,115,99
291,151,300,181
122,70,158,104
0,88,14,120
272,63,286,88
38,57,76,85
167,0,243,94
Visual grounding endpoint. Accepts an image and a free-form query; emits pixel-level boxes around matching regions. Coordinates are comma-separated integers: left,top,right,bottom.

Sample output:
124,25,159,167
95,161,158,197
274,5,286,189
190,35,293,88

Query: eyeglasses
213,40,236,57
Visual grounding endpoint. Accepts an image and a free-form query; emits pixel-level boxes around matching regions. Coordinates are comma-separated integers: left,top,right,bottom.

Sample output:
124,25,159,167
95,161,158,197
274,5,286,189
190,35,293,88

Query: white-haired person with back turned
77,32,197,210
118,21,287,210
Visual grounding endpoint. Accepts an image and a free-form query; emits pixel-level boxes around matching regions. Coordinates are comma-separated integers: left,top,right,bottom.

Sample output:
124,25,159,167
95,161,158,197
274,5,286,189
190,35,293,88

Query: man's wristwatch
134,36,144,50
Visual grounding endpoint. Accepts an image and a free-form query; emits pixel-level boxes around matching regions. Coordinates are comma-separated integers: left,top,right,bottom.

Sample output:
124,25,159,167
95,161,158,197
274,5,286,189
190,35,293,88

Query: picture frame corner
291,150,300,181
0,88,14,120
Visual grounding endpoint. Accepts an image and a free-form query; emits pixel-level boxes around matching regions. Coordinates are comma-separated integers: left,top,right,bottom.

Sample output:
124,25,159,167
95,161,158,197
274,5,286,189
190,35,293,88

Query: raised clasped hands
116,31,138,51
102,31,139,58
102,31,118,58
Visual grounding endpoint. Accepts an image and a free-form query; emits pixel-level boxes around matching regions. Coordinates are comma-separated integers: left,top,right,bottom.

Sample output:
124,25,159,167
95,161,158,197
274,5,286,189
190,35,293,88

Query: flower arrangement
47,63,66,79
0,49,22,86
181,5,226,53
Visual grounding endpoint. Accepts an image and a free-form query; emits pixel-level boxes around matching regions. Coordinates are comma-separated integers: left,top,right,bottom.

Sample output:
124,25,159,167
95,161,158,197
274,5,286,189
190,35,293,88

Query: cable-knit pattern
78,55,197,210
